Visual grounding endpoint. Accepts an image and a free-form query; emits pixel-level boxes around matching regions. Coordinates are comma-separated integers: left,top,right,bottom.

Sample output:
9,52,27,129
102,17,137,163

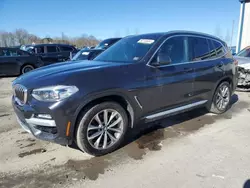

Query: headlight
32,85,79,102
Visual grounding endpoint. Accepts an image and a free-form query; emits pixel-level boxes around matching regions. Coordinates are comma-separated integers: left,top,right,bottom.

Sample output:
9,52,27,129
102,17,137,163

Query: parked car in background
0,47,44,76
230,46,236,55
26,44,78,65
234,46,250,91
72,38,121,61
95,38,121,50
72,49,104,61
12,31,237,156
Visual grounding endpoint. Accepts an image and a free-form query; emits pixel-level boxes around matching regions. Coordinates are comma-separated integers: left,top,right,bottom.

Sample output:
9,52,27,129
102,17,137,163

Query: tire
21,65,34,74
76,102,129,156
208,81,232,114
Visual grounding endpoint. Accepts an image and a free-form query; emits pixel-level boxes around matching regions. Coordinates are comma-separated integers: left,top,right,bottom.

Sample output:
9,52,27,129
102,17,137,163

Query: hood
238,63,250,70
13,60,122,87
234,56,250,69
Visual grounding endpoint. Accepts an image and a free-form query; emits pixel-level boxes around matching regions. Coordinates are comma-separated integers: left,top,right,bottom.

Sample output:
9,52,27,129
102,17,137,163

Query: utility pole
230,20,235,48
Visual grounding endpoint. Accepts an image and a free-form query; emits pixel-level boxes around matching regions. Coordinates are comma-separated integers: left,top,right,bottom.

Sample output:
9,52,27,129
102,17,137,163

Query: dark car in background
0,47,44,76
94,38,121,50
26,44,78,65
72,38,121,61
230,46,236,55
12,31,237,156
72,49,104,61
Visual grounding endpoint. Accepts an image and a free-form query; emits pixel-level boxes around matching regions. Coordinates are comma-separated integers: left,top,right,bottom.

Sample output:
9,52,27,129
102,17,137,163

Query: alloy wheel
87,109,124,150
215,84,230,111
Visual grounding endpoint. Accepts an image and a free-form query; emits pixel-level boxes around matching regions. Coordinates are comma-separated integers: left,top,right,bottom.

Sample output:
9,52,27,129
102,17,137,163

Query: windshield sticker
137,39,155,44
82,52,90,55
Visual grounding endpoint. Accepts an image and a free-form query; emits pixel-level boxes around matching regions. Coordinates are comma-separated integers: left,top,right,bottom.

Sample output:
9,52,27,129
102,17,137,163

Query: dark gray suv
12,31,238,156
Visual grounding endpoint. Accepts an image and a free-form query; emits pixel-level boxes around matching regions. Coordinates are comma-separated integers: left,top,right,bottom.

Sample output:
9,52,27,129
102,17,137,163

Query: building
237,0,250,53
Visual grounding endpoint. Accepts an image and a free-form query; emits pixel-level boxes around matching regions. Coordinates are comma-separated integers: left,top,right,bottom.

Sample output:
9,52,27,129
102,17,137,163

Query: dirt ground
0,77,250,188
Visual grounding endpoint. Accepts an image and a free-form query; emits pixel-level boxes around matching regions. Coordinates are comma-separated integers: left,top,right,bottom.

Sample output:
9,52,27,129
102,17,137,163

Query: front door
142,36,195,115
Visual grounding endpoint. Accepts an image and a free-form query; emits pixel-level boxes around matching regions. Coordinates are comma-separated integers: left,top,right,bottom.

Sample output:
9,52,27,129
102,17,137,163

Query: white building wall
238,3,250,51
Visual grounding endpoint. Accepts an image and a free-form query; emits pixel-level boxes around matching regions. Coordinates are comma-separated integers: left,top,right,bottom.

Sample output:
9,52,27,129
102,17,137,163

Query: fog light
35,114,52,119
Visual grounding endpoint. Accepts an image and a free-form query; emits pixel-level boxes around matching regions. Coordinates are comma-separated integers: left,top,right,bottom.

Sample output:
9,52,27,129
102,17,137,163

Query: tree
0,28,100,48
14,29,29,45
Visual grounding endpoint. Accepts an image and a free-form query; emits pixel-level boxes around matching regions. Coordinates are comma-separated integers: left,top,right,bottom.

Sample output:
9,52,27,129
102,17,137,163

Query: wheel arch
215,76,233,91
208,75,233,106
72,92,135,138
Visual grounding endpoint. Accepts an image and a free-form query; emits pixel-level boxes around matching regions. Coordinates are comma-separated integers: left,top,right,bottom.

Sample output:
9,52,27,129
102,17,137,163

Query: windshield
237,47,250,57
94,35,160,63
72,49,90,60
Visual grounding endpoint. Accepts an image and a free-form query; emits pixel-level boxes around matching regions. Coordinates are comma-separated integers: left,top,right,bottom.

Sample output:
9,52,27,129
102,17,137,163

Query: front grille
13,84,28,105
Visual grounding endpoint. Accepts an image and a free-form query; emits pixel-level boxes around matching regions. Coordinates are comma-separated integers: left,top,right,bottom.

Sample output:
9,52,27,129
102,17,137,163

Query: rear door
38,45,61,64
189,36,225,101
58,45,74,60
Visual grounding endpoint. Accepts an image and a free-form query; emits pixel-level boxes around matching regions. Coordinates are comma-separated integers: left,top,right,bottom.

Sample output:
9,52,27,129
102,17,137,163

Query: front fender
72,88,141,129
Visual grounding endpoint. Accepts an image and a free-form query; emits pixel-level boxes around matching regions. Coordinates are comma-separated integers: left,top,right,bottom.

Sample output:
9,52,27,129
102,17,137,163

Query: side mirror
152,52,171,66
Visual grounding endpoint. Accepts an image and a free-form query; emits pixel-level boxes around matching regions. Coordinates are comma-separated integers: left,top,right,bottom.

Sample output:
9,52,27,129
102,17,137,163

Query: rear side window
0,49,20,57
189,37,212,61
46,46,58,53
59,46,73,52
211,40,226,57
157,36,188,65
0,49,3,56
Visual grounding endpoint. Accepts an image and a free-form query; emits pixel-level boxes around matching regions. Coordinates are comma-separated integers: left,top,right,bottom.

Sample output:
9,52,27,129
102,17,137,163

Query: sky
0,0,241,45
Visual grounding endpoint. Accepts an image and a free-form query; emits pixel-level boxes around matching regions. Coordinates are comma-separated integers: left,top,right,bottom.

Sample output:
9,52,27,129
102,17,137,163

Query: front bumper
12,96,74,145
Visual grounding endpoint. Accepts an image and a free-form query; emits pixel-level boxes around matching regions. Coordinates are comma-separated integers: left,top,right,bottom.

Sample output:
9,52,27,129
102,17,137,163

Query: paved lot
0,77,250,188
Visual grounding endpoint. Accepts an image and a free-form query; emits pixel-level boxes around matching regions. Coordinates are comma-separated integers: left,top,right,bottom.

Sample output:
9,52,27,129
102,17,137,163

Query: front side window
46,46,58,53
156,36,188,65
237,47,250,57
94,34,161,63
